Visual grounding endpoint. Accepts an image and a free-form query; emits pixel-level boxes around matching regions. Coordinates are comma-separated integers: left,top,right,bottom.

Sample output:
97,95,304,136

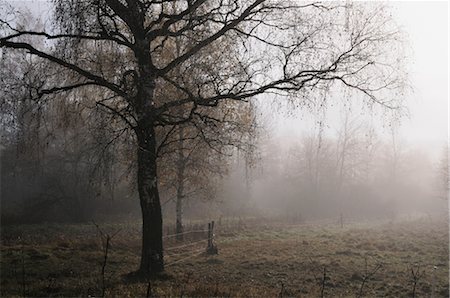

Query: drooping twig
21,240,26,297
320,267,327,298
101,234,111,297
307,256,327,297
357,257,383,298
146,279,152,298
410,264,425,298
92,221,121,297
279,282,285,298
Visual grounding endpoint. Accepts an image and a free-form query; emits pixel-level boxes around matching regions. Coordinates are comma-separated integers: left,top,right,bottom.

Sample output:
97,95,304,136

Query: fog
0,1,448,225
237,2,448,222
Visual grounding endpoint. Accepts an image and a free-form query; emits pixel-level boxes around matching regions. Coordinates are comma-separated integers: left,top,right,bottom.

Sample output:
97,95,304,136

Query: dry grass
1,218,448,297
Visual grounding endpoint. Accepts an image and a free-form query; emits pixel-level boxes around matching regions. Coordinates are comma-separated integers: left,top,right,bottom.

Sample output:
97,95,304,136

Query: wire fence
165,238,206,251
161,216,413,267
163,229,208,240
163,224,212,266
162,220,258,267
166,248,206,267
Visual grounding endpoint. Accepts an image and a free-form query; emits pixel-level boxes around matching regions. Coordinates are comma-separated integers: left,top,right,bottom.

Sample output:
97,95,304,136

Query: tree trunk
136,125,164,274
132,32,164,274
175,186,183,240
175,126,185,240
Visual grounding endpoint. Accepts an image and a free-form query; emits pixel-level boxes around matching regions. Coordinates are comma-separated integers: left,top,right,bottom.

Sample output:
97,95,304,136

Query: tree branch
0,40,127,98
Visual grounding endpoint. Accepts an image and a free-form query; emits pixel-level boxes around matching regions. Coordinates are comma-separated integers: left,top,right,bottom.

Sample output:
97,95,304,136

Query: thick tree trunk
132,31,165,274
136,125,164,274
175,126,185,240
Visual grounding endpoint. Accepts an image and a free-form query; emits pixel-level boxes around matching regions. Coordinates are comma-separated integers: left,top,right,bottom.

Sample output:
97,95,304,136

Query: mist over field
0,1,448,297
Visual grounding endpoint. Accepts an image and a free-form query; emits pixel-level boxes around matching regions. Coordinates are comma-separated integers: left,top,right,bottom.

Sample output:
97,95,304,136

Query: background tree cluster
252,108,447,221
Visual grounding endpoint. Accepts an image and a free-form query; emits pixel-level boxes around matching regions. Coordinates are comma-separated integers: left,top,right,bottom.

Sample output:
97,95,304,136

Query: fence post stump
206,221,218,255
207,222,211,248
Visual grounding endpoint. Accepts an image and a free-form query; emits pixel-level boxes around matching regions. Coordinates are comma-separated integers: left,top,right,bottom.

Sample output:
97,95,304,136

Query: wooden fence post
206,221,218,255
207,222,212,248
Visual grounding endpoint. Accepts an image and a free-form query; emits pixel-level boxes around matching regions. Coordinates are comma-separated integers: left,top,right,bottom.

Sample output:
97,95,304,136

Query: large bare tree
0,0,404,274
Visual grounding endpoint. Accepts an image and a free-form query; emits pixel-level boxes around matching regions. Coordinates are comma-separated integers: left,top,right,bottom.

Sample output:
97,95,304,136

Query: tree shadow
122,270,174,284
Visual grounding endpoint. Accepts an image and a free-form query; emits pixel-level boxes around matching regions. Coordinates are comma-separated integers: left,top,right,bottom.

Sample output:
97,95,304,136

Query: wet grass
1,218,448,297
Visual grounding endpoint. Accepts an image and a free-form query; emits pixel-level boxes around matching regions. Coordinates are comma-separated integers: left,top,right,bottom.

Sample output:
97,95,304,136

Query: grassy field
1,217,448,297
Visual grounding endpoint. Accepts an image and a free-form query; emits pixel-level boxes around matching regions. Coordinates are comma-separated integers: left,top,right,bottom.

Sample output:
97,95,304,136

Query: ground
1,217,448,297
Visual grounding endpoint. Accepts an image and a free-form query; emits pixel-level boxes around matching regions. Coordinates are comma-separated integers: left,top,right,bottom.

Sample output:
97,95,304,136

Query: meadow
1,217,448,297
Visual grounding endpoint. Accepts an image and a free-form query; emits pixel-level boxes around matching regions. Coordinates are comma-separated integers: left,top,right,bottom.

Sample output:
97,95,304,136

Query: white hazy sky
392,1,448,144
274,1,448,151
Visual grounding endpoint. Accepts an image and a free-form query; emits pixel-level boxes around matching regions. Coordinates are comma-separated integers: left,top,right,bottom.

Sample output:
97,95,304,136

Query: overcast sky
274,1,448,152
392,1,448,144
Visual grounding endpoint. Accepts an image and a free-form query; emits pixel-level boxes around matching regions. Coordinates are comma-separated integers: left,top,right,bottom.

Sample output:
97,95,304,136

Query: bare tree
335,108,363,191
1,0,404,274
159,110,250,238
435,146,449,201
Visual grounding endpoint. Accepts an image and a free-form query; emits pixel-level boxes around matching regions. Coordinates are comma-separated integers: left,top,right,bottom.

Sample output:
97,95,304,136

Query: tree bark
132,30,165,274
136,124,164,274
